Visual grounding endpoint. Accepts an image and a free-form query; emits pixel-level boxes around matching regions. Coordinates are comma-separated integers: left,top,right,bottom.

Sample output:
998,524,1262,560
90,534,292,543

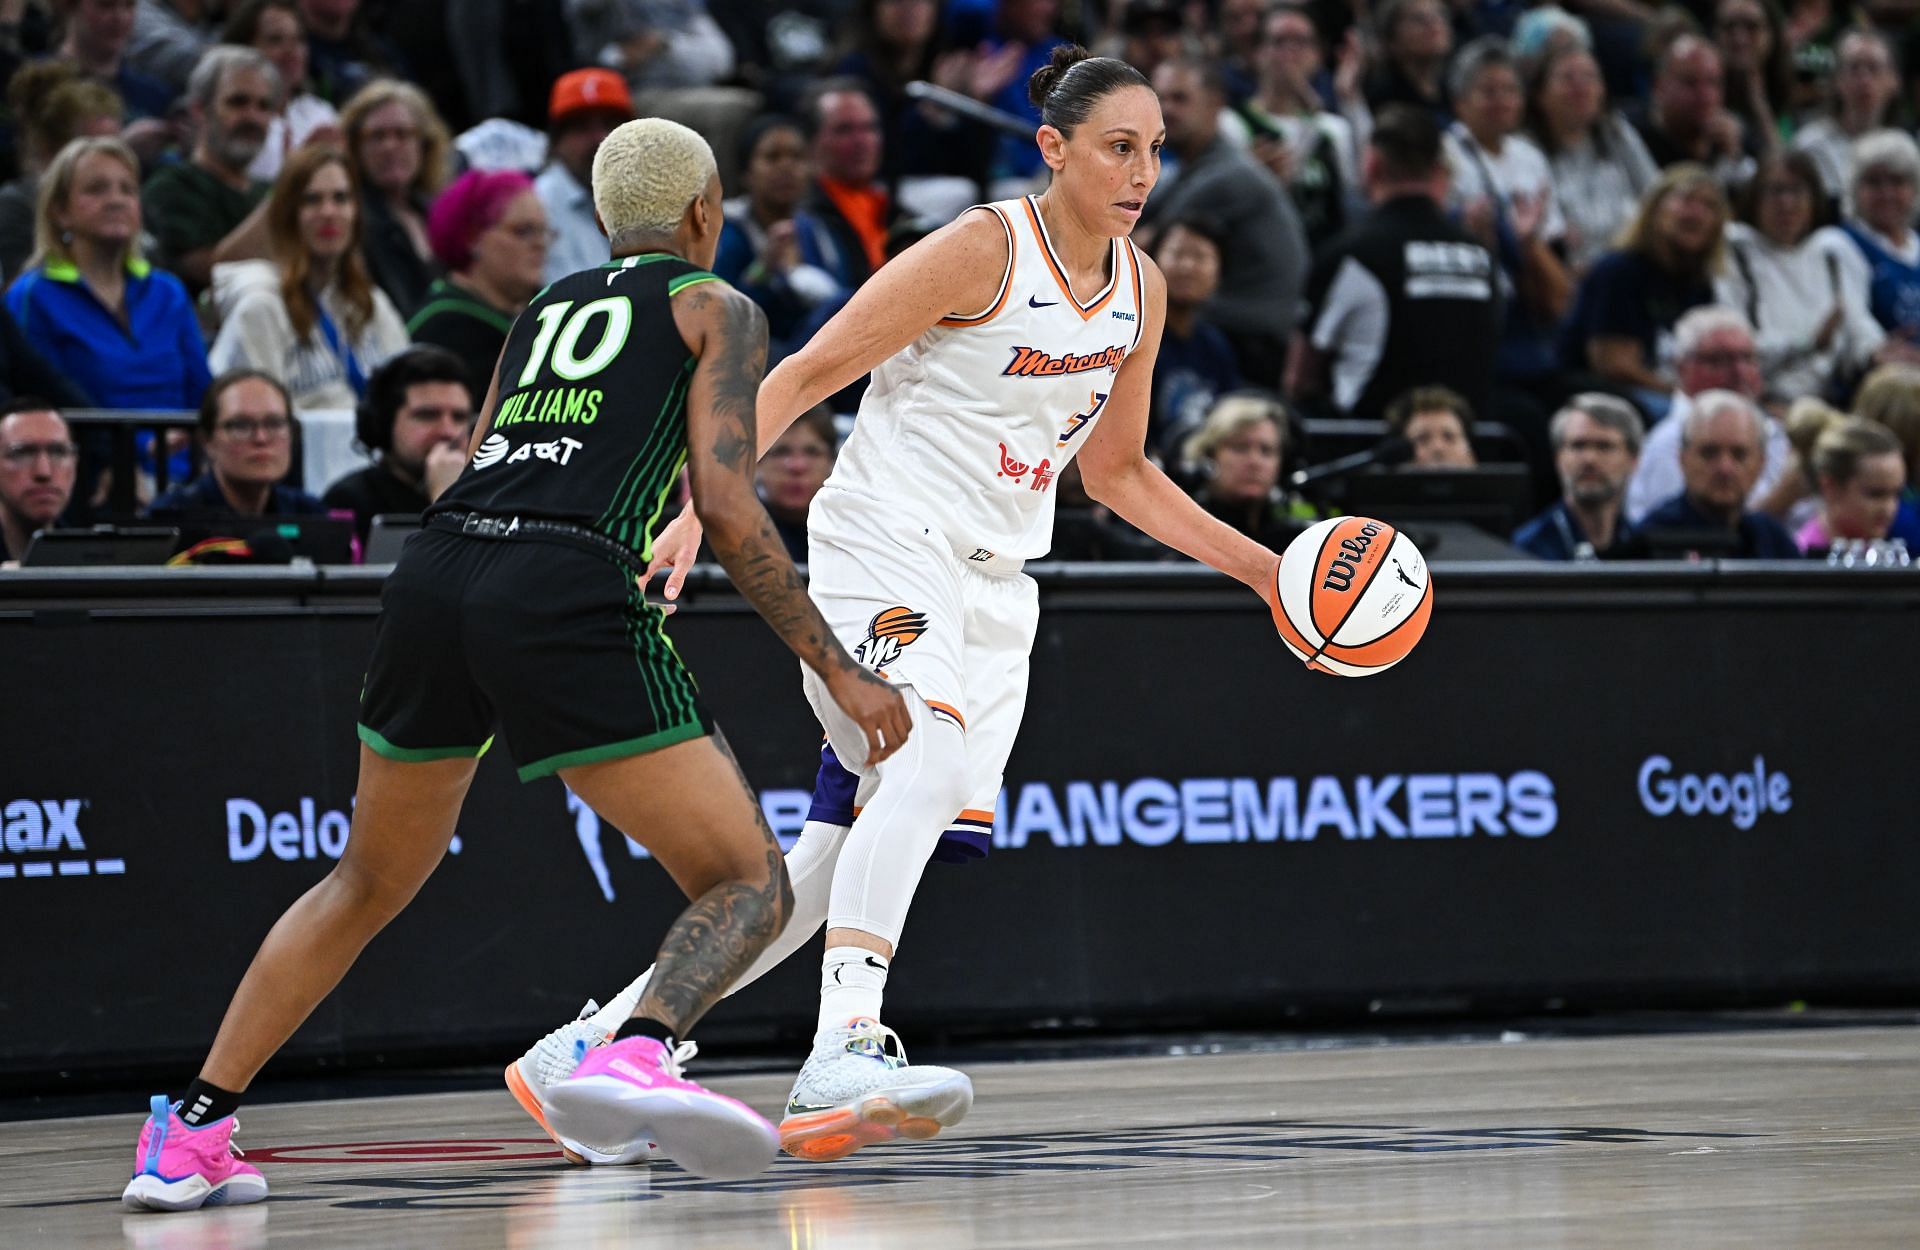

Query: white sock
817,945,889,1035
586,820,852,1037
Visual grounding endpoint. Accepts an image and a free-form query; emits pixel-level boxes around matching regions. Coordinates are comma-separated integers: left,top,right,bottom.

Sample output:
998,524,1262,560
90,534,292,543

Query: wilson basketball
1270,517,1433,676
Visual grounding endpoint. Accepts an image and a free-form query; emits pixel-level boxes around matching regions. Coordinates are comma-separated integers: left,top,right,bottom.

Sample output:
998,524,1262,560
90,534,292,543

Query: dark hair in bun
1027,44,1152,137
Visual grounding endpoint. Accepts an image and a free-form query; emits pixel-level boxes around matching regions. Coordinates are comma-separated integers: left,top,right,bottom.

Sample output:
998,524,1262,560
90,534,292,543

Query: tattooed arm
672,282,912,766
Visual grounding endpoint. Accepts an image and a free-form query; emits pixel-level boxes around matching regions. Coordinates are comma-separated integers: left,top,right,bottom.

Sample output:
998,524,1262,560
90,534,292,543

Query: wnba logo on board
854,606,929,670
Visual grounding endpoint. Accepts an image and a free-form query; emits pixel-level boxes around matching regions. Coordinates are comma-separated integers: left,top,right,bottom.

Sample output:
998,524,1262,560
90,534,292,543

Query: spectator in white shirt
1794,30,1901,213
1525,41,1657,275
1717,149,1890,407
533,68,634,286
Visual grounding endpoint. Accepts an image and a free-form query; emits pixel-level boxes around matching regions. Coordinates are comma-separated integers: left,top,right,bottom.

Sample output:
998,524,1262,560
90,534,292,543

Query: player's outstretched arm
753,208,1011,455
675,282,911,766
1075,256,1282,593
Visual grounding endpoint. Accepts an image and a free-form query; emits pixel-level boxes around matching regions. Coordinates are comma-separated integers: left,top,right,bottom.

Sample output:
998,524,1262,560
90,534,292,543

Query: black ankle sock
614,1015,676,1044
178,1078,242,1126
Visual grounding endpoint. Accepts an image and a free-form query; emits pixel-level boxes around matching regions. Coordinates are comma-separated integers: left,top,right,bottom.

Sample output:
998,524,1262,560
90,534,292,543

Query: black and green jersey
430,253,724,558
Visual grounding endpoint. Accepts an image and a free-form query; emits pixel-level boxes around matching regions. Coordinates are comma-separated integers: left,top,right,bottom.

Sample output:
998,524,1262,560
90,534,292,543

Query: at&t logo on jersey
854,606,928,670
473,432,584,470
998,442,1055,492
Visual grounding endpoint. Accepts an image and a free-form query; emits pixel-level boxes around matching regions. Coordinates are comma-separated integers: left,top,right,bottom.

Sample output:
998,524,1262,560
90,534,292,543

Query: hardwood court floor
3,1024,1916,1249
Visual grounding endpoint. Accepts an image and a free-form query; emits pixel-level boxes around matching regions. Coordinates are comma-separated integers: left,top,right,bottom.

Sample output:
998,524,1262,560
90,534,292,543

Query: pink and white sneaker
121,1095,269,1212
540,1036,778,1180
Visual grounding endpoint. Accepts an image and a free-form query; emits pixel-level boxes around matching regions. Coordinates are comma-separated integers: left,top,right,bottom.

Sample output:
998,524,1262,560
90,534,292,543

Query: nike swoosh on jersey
1028,294,1057,308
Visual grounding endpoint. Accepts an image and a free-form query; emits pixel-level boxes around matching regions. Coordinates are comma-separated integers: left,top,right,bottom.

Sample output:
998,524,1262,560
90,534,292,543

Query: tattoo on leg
639,732,793,1035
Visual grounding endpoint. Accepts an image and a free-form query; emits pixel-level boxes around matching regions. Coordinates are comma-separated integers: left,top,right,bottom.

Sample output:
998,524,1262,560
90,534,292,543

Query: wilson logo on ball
1320,521,1385,592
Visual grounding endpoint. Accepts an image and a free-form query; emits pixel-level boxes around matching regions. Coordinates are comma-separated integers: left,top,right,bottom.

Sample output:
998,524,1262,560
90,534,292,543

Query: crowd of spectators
0,0,1918,567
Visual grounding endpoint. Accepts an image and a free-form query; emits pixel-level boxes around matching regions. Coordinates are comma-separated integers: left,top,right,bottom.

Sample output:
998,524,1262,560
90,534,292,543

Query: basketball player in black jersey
120,119,911,1209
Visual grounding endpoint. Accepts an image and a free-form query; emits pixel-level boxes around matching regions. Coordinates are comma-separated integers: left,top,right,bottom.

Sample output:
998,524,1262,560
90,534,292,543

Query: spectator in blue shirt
52,0,178,132
713,116,847,355
1630,389,1800,558
149,368,325,520
1513,392,1643,560
1148,215,1241,459
6,135,210,501
1559,163,1726,422
6,135,211,411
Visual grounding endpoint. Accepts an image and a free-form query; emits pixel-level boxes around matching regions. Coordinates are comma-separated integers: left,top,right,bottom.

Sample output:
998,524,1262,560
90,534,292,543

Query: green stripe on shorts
514,720,708,781
358,724,488,762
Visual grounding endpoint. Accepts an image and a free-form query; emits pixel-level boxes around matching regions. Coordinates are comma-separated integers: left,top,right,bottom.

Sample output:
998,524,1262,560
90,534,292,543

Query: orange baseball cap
549,69,635,126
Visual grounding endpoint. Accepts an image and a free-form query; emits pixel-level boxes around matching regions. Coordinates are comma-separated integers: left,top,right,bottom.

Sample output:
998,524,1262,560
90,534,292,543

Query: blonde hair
339,79,451,199
28,136,143,273
1852,363,1920,481
1787,401,1902,488
1181,393,1288,469
592,118,717,247
1615,162,1727,278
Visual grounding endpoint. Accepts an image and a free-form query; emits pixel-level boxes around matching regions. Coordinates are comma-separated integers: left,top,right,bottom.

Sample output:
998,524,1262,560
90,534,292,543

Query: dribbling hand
639,510,705,614
826,666,913,767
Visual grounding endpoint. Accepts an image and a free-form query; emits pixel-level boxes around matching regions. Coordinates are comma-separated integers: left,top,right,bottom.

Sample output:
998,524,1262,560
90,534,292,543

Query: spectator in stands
1210,0,1264,103
1794,30,1899,209
7,136,210,413
1144,56,1308,385
968,0,1068,184
534,69,633,285
408,170,546,393
149,367,325,518
207,144,408,410
798,78,896,290
832,0,994,189
0,62,123,280
224,0,341,182
1558,164,1727,419
1289,105,1498,425
1713,0,1792,150
1526,42,1658,275
1512,391,1643,559
128,0,214,95
1785,403,1905,551
567,0,736,92
756,402,836,561
1116,0,1185,82
1364,0,1452,119
1631,389,1800,556
1624,306,1793,522
714,115,845,355
1626,35,1758,176
339,79,448,317
0,401,77,562
1834,131,1920,359
1149,216,1240,460
299,0,389,106
1387,385,1479,469
52,0,175,124
321,344,472,537
1718,149,1889,406
141,45,277,292
1851,362,1920,542
1234,5,1358,252
1179,391,1311,547
1446,36,1572,395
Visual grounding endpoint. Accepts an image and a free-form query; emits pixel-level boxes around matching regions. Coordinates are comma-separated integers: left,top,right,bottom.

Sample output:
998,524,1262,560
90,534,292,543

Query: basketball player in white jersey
511,47,1289,1163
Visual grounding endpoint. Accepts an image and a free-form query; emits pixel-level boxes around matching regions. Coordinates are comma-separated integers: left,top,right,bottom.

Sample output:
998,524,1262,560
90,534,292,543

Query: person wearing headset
320,346,475,540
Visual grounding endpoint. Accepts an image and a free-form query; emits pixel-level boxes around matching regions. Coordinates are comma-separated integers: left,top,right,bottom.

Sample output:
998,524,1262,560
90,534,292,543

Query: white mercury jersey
824,195,1147,561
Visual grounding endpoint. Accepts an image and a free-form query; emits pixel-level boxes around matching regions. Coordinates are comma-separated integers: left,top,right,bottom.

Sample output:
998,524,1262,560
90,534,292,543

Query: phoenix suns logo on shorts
854,606,929,670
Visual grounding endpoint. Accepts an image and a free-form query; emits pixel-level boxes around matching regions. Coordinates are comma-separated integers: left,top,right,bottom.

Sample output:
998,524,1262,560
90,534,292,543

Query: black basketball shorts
357,527,713,781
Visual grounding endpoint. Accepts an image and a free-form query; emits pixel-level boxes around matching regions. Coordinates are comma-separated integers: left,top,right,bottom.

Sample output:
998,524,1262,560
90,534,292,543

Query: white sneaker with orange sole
504,1000,655,1166
778,1017,973,1162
